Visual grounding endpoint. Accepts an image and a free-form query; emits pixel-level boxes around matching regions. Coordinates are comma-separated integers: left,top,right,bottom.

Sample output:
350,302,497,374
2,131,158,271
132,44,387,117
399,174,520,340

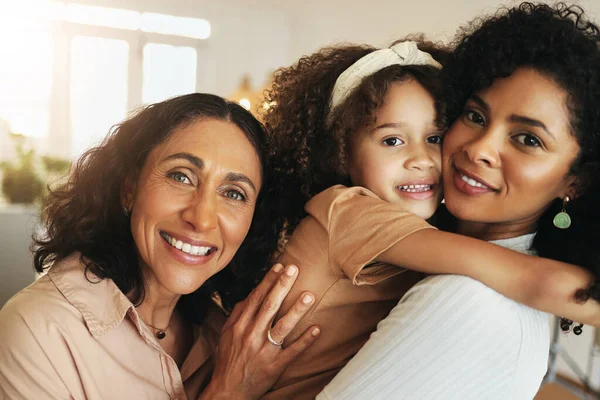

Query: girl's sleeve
306,185,434,285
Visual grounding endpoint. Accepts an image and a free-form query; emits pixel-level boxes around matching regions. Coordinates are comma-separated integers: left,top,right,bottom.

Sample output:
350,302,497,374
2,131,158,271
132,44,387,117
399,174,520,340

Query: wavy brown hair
33,93,281,323
262,36,450,234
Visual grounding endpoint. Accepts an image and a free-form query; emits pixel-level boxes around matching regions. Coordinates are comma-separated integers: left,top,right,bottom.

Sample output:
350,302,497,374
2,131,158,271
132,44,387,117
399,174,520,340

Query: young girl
260,39,600,399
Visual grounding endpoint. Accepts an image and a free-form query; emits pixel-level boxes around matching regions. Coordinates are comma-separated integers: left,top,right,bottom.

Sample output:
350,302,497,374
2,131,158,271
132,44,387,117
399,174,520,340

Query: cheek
506,157,570,196
130,180,191,258
134,182,186,227
429,147,443,173
219,205,256,259
442,134,460,161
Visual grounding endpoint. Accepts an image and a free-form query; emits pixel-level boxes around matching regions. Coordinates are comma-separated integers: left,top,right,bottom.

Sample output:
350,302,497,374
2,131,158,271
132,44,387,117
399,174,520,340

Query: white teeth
398,184,433,193
460,173,488,189
161,233,213,256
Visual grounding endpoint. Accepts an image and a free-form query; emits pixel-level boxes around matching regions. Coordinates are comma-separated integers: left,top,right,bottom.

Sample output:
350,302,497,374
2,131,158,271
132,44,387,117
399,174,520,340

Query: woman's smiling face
125,118,262,296
442,68,580,235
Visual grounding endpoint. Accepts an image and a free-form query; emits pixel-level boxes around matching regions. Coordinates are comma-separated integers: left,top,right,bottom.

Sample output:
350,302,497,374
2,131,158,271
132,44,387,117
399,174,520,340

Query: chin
442,198,467,220
403,205,437,220
444,200,492,224
161,270,212,296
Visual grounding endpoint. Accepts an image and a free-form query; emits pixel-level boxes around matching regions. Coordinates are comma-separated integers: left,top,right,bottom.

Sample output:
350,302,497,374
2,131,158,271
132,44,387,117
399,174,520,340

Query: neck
455,219,537,241
132,282,181,330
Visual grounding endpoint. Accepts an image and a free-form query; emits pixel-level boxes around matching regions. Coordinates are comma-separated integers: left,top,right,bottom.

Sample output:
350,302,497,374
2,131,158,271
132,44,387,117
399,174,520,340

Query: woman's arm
199,263,320,400
377,228,600,326
316,275,549,400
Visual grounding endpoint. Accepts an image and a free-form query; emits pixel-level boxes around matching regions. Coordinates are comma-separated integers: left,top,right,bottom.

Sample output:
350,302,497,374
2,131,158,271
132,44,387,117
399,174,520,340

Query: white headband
328,41,442,121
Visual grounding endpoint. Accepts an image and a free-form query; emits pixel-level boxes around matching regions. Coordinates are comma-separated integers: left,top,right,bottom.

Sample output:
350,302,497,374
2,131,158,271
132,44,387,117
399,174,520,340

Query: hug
2,2,600,399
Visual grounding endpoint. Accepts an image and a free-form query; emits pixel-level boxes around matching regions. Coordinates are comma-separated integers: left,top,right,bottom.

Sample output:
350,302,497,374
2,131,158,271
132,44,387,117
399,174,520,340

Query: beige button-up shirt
0,254,225,400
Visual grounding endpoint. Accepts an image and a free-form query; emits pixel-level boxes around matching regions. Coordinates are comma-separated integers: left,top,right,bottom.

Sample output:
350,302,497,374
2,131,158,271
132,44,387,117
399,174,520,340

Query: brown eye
427,135,444,145
514,133,542,148
465,110,485,125
382,137,404,147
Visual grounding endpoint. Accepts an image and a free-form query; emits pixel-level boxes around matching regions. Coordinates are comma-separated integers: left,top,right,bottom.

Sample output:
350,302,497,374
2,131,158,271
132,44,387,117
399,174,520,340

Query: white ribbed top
317,233,549,400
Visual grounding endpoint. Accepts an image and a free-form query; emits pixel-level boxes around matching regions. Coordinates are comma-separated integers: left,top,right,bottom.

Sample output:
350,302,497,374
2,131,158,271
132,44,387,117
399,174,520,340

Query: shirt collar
48,253,135,338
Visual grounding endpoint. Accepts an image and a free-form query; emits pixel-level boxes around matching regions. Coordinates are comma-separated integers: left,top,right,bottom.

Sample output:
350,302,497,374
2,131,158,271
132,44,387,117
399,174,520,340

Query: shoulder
0,274,84,346
408,274,550,313
392,275,550,365
396,274,549,340
305,185,379,215
386,275,548,393
319,275,550,400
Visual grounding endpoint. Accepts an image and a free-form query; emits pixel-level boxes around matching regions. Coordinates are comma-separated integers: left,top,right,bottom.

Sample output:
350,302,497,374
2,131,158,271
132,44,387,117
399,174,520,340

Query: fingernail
286,265,297,276
273,264,283,273
312,327,320,336
302,294,313,304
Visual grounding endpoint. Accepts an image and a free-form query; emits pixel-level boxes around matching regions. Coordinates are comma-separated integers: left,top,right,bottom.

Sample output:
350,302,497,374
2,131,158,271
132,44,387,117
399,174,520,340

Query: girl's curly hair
441,2,600,326
33,93,281,323
263,36,450,235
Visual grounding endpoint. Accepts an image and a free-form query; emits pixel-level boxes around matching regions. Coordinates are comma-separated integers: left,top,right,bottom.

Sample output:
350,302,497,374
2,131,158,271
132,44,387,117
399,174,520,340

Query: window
70,37,129,157
143,44,198,104
0,25,53,138
0,2,209,158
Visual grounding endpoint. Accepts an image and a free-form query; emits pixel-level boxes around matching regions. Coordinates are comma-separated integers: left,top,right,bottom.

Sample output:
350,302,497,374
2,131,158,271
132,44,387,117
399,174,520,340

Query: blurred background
1,0,600,398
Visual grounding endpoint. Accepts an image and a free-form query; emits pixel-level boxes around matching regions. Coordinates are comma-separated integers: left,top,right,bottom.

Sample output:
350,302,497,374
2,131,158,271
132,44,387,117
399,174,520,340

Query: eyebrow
164,152,257,192
226,172,257,193
370,122,405,133
508,115,555,139
165,152,204,169
470,94,490,112
469,95,555,139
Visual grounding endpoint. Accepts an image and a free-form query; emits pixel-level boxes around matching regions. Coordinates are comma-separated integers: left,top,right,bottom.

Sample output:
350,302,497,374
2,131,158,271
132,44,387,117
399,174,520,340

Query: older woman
0,93,319,399
318,3,600,399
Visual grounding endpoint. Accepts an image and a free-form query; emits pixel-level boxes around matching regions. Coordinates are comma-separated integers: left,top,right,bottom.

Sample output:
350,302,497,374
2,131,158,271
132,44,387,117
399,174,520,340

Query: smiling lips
160,232,217,257
396,180,438,200
452,166,497,195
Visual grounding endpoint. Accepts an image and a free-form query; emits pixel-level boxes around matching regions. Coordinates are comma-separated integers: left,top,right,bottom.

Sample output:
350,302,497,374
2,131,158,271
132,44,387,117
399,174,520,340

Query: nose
182,190,218,232
404,143,436,171
462,128,501,168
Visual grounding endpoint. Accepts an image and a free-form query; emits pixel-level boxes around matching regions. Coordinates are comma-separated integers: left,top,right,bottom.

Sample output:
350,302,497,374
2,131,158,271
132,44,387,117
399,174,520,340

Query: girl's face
348,79,444,219
443,68,580,237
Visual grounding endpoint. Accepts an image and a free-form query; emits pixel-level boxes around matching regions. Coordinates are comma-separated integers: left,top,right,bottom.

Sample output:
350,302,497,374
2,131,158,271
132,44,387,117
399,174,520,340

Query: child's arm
377,228,600,326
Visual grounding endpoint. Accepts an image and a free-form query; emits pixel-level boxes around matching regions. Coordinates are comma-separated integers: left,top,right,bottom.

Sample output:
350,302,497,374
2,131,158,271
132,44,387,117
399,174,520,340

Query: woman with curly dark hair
318,3,600,399
0,93,320,399
260,29,600,399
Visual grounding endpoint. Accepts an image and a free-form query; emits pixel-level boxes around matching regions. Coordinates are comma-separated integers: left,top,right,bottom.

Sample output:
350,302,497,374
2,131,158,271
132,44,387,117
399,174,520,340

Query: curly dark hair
33,93,280,323
263,36,450,234
441,2,600,319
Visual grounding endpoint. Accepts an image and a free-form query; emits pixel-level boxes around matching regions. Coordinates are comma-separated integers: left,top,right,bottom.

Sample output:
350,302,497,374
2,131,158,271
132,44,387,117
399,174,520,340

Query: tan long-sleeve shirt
264,185,435,399
0,253,225,400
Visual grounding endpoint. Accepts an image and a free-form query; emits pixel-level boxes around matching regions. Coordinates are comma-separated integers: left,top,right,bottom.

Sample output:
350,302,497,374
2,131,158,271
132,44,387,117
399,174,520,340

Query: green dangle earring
553,196,571,229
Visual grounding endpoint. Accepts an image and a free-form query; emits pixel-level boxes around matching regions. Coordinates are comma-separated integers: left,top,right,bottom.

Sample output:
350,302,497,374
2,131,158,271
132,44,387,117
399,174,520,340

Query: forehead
377,80,436,119
477,68,570,133
153,118,262,183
